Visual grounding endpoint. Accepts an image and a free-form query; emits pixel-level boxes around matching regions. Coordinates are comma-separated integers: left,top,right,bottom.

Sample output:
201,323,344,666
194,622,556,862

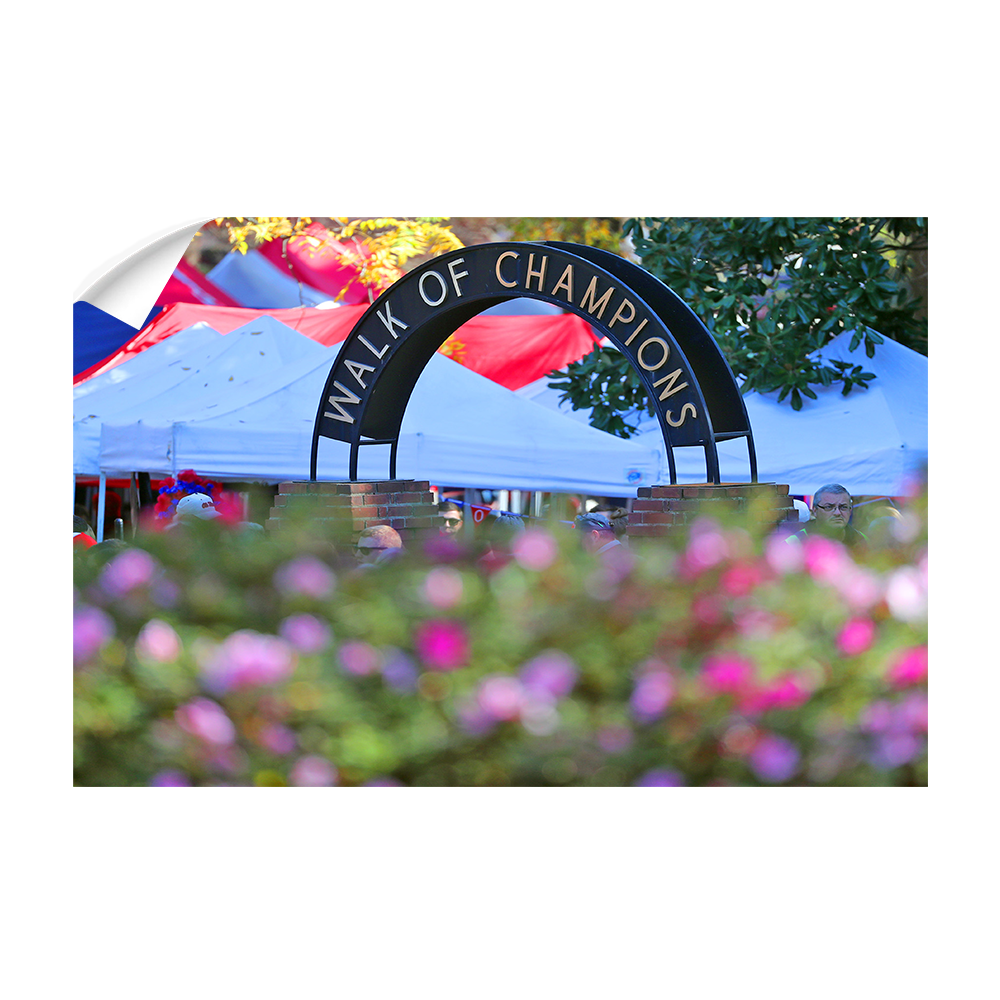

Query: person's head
174,492,221,521
810,484,853,532
591,505,629,540
355,524,403,564
73,514,96,539
437,501,463,536
575,512,616,552
485,512,525,549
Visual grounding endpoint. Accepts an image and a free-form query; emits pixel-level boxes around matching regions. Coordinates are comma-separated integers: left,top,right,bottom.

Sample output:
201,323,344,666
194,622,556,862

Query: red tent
73,302,602,392
257,222,401,306
154,258,242,308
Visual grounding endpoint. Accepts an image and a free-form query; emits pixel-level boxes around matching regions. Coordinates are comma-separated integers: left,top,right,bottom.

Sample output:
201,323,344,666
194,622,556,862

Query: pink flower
886,646,928,688
886,567,927,622
415,620,469,671
422,566,464,609
719,561,764,597
765,534,804,574
739,673,811,714
135,619,181,662
174,697,236,746
630,670,674,722
519,650,578,701
802,536,850,583
279,614,332,653
836,617,877,656
700,653,755,695
100,549,158,597
476,675,526,721
338,640,381,676
73,605,115,663
290,755,338,786
258,723,297,755
512,529,559,571
683,519,730,574
273,556,336,599
201,630,296,693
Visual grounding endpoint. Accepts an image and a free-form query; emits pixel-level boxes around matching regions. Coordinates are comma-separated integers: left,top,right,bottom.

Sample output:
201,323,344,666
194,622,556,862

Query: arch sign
310,241,757,486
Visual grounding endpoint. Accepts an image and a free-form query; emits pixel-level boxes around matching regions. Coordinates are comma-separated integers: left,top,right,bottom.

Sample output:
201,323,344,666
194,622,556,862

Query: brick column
628,482,794,538
266,480,440,545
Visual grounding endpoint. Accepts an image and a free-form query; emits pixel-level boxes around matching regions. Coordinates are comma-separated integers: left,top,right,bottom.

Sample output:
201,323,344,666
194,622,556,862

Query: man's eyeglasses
439,517,462,530
815,503,853,514
355,544,387,558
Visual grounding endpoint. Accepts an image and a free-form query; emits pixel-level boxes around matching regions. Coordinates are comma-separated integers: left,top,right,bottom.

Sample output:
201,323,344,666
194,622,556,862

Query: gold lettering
359,335,390,360
653,368,689,401
666,403,697,427
345,359,376,389
623,318,648,346
324,381,361,424
549,264,574,301
608,298,636,328
636,337,671,372
495,251,519,287
525,253,548,292
376,301,408,339
579,276,615,319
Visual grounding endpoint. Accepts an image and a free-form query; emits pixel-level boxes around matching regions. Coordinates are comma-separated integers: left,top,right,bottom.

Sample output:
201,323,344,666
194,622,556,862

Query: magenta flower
174,697,236,746
73,605,115,664
273,556,336,599
512,529,559,571
700,653,755,695
836,616,877,656
748,733,800,783
415,619,469,671
720,561,765,597
100,548,158,597
886,645,928,687
363,777,404,786
290,755,339,786
630,670,674,723
279,613,332,653
634,768,686,786
338,640,381,676
739,673,810,714
135,618,182,662
519,650,578,701
200,630,296,694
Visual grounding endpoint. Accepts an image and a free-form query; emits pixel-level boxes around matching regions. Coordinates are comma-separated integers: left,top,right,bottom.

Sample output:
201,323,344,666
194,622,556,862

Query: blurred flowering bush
73,491,927,786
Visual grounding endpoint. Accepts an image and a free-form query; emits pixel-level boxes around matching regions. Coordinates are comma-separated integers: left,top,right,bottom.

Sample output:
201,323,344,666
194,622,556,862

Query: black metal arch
309,241,756,485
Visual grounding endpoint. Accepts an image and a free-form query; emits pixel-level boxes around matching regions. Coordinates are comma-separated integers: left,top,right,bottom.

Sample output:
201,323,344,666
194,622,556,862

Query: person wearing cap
786,483,867,548
168,492,222,529
576,511,624,558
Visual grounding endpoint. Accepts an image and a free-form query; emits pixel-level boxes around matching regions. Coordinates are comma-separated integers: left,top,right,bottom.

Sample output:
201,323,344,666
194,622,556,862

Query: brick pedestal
266,480,440,544
628,482,794,538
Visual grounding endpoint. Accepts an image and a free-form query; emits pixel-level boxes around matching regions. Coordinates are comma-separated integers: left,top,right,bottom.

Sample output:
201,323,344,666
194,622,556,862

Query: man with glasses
787,483,867,547
437,501,464,536
355,524,404,567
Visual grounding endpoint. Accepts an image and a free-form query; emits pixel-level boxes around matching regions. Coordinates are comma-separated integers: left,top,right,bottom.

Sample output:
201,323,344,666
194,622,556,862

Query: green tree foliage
549,218,927,436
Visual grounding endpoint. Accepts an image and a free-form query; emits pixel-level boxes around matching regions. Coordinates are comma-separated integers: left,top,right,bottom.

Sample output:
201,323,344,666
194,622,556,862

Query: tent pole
96,473,107,542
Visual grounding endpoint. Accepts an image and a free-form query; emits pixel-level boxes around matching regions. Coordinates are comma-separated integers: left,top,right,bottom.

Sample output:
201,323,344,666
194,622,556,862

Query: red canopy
154,258,243,308
73,302,601,391
257,223,401,306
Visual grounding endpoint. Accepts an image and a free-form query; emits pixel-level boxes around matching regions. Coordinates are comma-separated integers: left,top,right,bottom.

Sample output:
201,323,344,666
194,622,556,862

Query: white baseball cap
175,492,221,519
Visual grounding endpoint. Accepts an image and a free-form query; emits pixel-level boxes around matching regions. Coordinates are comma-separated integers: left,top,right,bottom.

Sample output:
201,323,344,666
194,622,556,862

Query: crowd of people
74,475,909,575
